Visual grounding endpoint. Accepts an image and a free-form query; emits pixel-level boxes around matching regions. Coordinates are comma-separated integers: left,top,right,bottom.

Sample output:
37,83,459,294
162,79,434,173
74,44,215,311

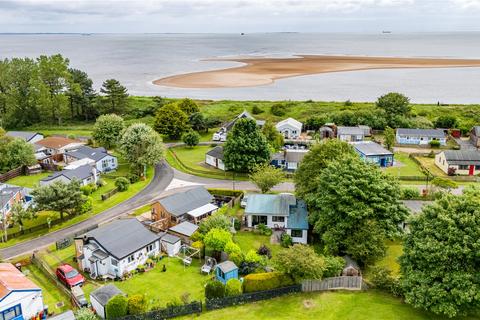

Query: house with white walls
396,128,447,146
64,146,117,173
275,118,302,139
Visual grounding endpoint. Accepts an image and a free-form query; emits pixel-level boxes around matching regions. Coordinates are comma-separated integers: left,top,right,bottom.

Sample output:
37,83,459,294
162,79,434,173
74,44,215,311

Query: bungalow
6,131,44,144
270,149,309,171
205,146,227,171
352,141,394,167
40,164,99,186
90,284,124,319
435,150,480,176
74,219,161,279
0,263,45,320
396,128,447,146
151,187,217,228
212,110,265,142
275,118,302,139
470,126,480,148
245,193,308,244
35,136,85,158
169,221,199,244
0,184,31,224
64,146,118,173
336,126,365,142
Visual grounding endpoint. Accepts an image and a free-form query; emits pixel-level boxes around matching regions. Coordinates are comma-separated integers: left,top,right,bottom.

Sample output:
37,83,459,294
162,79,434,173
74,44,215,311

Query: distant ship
382,31,392,34
241,33,245,35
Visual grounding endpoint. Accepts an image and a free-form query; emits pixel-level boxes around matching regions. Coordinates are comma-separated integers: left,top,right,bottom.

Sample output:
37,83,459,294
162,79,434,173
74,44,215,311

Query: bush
270,103,287,116
234,219,241,231
224,241,242,256
80,184,96,196
245,250,263,264
323,256,345,277
429,140,441,148
257,244,272,259
180,292,191,304
166,296,183,308
243,272,295,293
280,233,293,248
369,266,403,297
229,252,244,266
205,280,225,299
79,196,93,214
74,308,97,320
225,278,243,296
401,187,420,199
127,172,140,183
251,105,263,115
182,130,200,147
256,223,272,236
115,177,130,192
127,294,147,315
106,294,128,319
239,261,258,275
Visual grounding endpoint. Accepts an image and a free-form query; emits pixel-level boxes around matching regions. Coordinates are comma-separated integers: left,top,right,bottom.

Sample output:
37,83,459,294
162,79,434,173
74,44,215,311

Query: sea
1,32,480,103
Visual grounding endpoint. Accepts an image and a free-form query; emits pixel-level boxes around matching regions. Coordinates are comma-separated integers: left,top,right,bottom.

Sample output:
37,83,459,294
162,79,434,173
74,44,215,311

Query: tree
115,177,130,192
294,139,356,200
384,126,395,150
177,98,200,115
118,123,164,176
189,112,208,132
100,79,128,114
262,121,284,151
306,157,408,265
434,115,458,129
400,187,480,318
106,294,128,319
198,209,230,234
182,130,200,147
223,118,270,172
376,92,411,118
224,241,242,256
203,228,232,252
9,203,35,228
32,180,87,220
273,244,326,281
0,138,36,173
153,103,189,139
67,68,97,121
92,114,125,149
249,164,284,193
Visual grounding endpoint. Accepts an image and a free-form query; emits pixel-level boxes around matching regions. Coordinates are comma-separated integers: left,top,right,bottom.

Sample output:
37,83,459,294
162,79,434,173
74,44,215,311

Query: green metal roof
245,193,296,216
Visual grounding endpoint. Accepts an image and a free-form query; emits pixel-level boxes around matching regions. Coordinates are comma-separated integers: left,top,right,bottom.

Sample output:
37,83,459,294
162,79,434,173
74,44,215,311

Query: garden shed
342,256,361,277
215,260,238,284
160,233,182,256
90,284,124,319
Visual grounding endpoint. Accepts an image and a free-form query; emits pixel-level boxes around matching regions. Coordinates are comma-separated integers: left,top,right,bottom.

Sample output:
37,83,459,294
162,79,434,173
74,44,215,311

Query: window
111,258,118,266
272,216,285,222
147,244,155,252
476,165,480,170
459,165,469,170
1,304,22,320
127,255,134,263
290,229,303,238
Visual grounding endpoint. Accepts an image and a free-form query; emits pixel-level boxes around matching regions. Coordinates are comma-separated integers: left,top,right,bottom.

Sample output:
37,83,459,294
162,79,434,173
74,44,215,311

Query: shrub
401,187,420,199
166,296,183,308
256,223,272,236
182,130,200,147
136,264,146,273
270,103,288,116
205,280,225,299
74,308,97,320
243,272,295,293
127,172,140,183
429,140,441,148
80,184,96,196
229,252,244,266
67,134,76,140
115,177,130,192
323,256,345,277
180,292,191,304
280,233,293,248
245,250,263,264
369,266,403,297
106,294,128,319
225,278,243,296
224,241,242,256
234,219,241,231
251,105,263,115
190,231,204,242
239,261,258,275
257,244,272,259
79,196,93,214
127,294,147,315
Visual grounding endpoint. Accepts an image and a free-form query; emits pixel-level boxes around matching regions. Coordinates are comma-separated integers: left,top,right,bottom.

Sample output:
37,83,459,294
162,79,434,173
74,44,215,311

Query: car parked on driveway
56,264,85,288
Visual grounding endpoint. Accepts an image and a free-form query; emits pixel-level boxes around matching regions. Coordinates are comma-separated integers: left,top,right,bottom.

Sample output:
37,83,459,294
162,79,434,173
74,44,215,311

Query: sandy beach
153,55,480,88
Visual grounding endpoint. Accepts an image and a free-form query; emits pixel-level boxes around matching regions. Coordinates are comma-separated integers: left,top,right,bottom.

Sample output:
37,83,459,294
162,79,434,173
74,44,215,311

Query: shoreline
153,55,480,89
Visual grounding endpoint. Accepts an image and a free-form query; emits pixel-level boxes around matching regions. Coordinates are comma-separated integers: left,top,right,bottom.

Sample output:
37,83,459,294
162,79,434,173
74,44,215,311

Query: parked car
56,264,85,288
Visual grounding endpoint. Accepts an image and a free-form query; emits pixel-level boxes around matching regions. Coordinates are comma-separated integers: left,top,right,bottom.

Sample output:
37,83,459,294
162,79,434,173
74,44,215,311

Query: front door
252,215,268,226
469,165,475,176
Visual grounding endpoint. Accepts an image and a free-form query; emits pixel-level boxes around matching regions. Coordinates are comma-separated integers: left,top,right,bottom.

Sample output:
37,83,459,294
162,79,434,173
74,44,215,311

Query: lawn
385,152,425,178
365,240,403,278
179,290,477,320
7,172,52,188
233,230,283,259
414,156,448,177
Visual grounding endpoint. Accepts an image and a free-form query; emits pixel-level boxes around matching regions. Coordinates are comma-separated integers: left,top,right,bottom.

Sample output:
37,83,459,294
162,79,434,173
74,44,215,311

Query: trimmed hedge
106,294,128,319
243,272,295,293
207,188,244,198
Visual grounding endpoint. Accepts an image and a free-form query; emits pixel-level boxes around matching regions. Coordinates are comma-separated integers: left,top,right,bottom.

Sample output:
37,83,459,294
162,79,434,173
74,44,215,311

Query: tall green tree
295,140,356,199
262,121,284,151
92,114,125,149
182,130,200,147
376,92,411,127
223,118,270,172
434,115,458,129
273,244,326,281
67,68,97,121
189,112,208,132
9,203,36,229
153,103,189,140
177,98,200,115
384,126,395,150
400,187,480,318
118,123,164,176
0,138,36,173
249,164,284,193
306,156,408,264
32,180,87,220
100,79,129,114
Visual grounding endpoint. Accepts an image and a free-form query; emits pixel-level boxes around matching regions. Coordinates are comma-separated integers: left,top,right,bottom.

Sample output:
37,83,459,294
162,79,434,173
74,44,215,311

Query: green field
385,152,426,177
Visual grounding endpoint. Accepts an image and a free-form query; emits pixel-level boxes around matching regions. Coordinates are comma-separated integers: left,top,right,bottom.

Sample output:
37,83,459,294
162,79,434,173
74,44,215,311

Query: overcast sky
1,0,480,33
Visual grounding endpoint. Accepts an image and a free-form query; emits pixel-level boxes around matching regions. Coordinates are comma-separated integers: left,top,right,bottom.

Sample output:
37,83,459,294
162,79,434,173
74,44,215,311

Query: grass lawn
233,230,283,259
414,156,448,177
24,264,73,315
366,240,403,277
7,172,52,188
179,290,476,320
385,152,425,178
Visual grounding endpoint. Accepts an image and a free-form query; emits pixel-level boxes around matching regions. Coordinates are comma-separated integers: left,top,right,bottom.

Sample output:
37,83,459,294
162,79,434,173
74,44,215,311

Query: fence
117,301,202,320
31,255,74,300
302,276,363,292
1,216,66,241
101,187,119,201
0,166,24,183
205,285,302,311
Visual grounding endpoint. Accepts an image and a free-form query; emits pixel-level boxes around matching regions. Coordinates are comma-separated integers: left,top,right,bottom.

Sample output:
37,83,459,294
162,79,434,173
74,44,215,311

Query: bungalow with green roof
244,193,308,244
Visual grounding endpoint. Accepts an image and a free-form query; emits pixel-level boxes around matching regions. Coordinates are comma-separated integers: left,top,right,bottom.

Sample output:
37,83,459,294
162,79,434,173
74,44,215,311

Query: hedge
243,272,295,293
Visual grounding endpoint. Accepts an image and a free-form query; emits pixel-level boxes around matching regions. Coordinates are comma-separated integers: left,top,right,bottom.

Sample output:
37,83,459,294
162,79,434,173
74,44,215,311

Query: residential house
271,149,309,171
64,146,118,173
205,146,227,171
470,126,480,148
90,284,124,319
35,136,85,161
275,117,303,139
244,193,309,244
0,184,32,228
358,125,372,137
352,141,394,167
396,128,447,146
6,131,44,144
40,164,99,186
435,150,480,175
151,187,217,228
0,263,45,320
212,110,265,142
168,221,199,244
336,126,365,142
74,219,161,279
215,261,239,285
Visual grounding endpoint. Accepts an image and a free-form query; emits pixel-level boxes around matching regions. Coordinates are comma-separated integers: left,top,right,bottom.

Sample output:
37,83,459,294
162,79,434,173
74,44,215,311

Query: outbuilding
352,141,394,167
169,221,199,243
160,233,182,256
215,261,239,284
342,256,361,277
90,284,124,319
336,126,365,142
205,146,227,171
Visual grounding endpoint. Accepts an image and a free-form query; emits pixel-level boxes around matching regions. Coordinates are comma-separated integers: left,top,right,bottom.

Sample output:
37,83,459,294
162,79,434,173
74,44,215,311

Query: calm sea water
1,33,480,103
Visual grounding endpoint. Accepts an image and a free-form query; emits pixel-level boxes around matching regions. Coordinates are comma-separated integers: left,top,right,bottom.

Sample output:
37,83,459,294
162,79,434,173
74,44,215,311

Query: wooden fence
302,276,363,292
0,166,24,183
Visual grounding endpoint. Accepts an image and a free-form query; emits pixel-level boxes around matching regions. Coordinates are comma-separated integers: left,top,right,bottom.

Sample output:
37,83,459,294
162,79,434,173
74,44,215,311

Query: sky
1,0,480,33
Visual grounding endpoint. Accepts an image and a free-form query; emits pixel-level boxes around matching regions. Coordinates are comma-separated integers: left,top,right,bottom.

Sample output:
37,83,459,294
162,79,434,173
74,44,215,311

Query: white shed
160,233,182,257
90,284,124,319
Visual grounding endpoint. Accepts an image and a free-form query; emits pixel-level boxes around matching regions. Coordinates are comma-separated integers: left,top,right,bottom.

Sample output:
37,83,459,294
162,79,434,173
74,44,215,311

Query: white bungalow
275,118,303,139
396,128,447,146
64,146,118,173
435,150,480,176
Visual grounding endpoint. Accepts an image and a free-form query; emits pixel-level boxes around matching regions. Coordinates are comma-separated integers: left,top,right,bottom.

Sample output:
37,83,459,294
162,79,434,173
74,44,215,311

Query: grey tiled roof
158,187,213,217
41,164,94,182
65,146,110,162
206,146,224,160
443,150,480,164
90,284,123,306
353,142,393,156
396,128,446,138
